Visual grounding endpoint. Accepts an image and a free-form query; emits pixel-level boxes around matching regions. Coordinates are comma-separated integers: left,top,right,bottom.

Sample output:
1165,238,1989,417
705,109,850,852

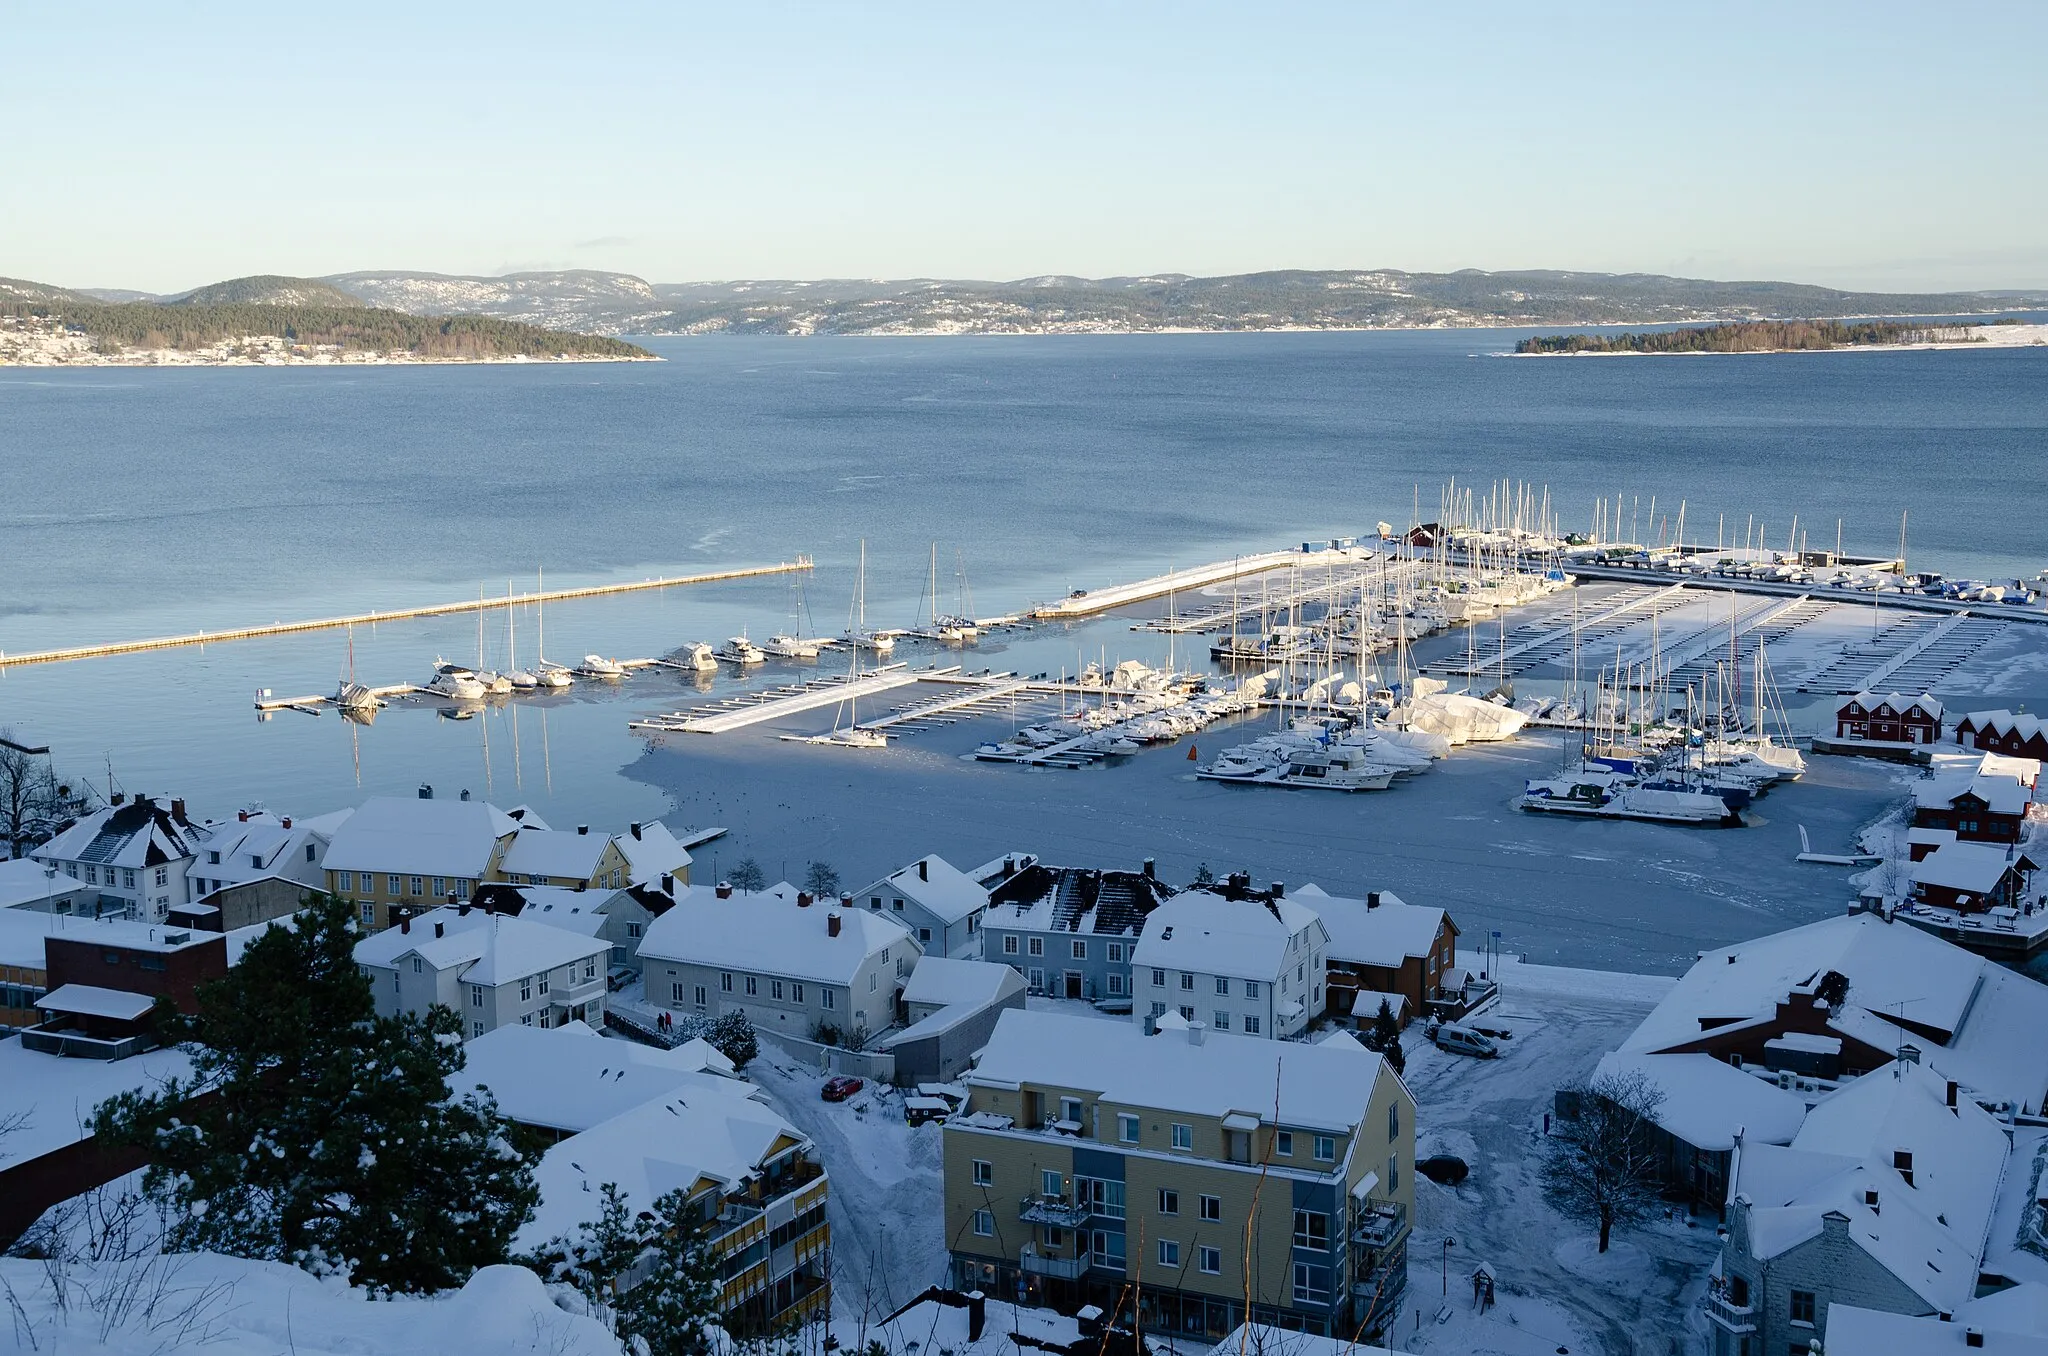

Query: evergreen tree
92,895,539,1293
706,1011,759,1072
625,1187,724,1356
528,1181,647,1322
1361,997,1406,1076
727,858,767,892
1191,862,1217,886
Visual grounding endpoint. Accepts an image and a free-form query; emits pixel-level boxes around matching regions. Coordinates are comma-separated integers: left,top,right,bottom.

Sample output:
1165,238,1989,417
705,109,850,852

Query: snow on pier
1029,548,1369,621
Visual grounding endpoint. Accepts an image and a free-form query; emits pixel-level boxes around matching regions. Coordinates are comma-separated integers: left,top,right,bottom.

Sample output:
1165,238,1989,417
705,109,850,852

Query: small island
1513,318,2017,356
0,275,656,366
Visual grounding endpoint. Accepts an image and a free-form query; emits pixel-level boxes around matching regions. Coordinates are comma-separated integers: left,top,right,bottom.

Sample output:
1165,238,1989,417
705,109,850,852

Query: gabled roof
635,883,915,985
986,864,1172,938
32,796,206,871
966,1008,1385,1133
1294,884,1452,967
474,882,612,937
451,1021,744,1134
351,906,609,986
1913,842,2035,894
1592,1051,1807,1153
901,956,1026,1010
1131,888,1327,979
1844,691,1943,719
499,825,609,881
187,810,344,891
609,820,692,883
320,796,520,878
872,854,987,925
0,857,92,911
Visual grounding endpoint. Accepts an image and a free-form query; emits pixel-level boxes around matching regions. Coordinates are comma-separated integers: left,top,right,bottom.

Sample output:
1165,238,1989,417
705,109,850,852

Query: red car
821,1076,865,1103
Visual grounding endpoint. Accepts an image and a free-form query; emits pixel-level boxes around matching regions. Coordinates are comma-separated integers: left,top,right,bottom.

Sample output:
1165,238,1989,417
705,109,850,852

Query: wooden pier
0,559,814,670
1029,549,1365,621
630,664,929,735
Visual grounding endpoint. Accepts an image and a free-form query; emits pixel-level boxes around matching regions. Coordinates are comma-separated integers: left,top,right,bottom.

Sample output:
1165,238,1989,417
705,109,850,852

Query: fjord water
1,332,2043,969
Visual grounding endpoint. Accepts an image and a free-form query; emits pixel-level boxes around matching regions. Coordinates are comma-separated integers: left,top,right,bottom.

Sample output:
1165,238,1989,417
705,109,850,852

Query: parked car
1431,1024,1500,1059
606,965,636,992
904,1095,953,1126
821,1076,865,1102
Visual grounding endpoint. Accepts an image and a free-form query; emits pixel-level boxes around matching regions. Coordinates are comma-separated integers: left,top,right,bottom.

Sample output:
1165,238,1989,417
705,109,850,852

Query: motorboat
426,663,486,701
677,643,719,672
843,630,896,655
1260,748,1396,792
715,635,768,666
762,633,822,660
534,665,573,690
580,654,627,678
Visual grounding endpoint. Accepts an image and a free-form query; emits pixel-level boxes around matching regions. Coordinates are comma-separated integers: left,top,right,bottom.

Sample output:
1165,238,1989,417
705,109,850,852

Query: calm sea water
1,333,2043,967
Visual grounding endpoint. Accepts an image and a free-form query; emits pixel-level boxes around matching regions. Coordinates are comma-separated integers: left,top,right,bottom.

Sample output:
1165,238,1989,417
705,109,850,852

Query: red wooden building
1955,710,2048,763
1835,692,1943,745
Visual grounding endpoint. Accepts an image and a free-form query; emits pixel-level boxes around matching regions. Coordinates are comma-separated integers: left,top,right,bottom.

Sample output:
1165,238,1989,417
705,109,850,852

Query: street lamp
1441,1236,1456,1296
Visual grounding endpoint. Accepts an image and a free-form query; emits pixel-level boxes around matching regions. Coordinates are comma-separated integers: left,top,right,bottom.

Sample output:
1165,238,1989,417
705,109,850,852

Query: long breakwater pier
0,559,815,670
1028,549,1366,621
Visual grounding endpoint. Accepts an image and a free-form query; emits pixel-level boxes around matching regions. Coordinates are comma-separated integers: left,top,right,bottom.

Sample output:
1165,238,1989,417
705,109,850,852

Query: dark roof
623,881,679,917
989,864,1173,937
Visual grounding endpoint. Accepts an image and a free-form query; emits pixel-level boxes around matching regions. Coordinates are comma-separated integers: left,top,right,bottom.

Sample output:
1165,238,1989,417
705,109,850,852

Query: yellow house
321,795,525,930
942,1010,1413,1343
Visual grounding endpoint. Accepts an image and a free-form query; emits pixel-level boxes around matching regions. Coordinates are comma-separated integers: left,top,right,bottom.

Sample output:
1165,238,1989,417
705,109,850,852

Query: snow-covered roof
352,906,608,986
1913,842,2034,894
33,915,222,955
0,1038,195,1172
874,855,988,925
609,820,692,883
1592,1051,1807,1152
0,907,64,969
1295,884,1450,967
35,983,156,1021
985,863,1170,939
515,1084,810,1251
498,826,608,882
1734,1061,2010,1313
451,1021,745,1134
1211,1324,1394,1356
861,1296,1088,1356
635,883,914,985
1827,1286,2048,1355
1844,691,1943,719
969,851,1039,887
187,810,347,891
474,882,614,936
1348,990,1408,1021
902,956,1026,1011
1915,773,2032,816
966,1008,1385,1134
320,796,520,878
0,856,92,910
1130,889,1328,979
31,796,206,871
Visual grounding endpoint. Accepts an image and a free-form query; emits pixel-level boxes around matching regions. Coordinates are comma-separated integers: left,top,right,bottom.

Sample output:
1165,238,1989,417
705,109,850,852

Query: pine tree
91,894,539,1292
625,1187,724,1356
1361,997,1406,1076
528,1181,648,1323
1191,862,1217,886
707,1011,759,1071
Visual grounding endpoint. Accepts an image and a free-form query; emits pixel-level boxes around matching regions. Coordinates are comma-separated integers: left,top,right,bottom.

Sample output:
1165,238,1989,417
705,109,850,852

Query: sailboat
792,570,889,749
505,582,539,690
924,543,979,641
333,625,379,712
841,540,895,654
472,589,514,694
531,569,574,688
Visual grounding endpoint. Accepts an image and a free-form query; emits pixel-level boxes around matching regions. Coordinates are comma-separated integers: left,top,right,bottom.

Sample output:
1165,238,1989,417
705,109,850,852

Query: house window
1071,939,1087,960
472,1021,483,1037
1003,935,1019,955
409,876,423,896
919,928,932,944
1028,937,1044,957
1198,1245,1221,1275
1178,1006,1194,1021
387,875,401,895
721,973,734,992
1030,968,1045,991
1043,1169,1063,1197
1245,1015,1261,1035
1171,1124,1193,1151
339,871,354,891
1199,1195,1221,1223
1790,1291,1815,1326
207,851,221,866
360,902,374,926
1180,972,1194,991
1157,1240,1180,1268
155,866,169,888
694,985,707,1008
1291,1263,1329,1304
1313,1135,1335,1162
1275,1131,1292,1156
584,958,597,981
1158,1189,1179,1215
457,879,470,899
671,982,688,1003
1119,1113,1140,1143
1107,943,1123,963
1389,1102,1401,1140
822,989,835,1010
412,957,422,973
869,972,878,991
538,972,550,994
870,896,882,910
123,869,137,890
520,977,533,1001
1293,1210,1329,1250
972,1209,993,1237
432,877,446,896
627,921,643,939
470,986,483,1007
1246,980,1259,999
893,899,904,911
1091,1230,1122,1267
306,845,317,863
1149,1002,1167,1019
973,1159,993,1186
1216,976,1230,995
1388,1153,1399,1193
745,976,758,996
792,983,804,1003
520,1013,532,1026
1152,968,1166,987
772,980,784,1001
1214,1011,1230,1031
1107,974,1125,996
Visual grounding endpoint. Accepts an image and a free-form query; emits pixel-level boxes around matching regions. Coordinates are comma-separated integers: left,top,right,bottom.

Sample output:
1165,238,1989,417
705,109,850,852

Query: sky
5,2,2047,294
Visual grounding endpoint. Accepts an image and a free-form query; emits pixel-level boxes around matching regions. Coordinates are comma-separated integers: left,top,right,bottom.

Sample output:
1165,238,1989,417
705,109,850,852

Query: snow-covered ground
0,1254,617,1356
1399,980,1720,1355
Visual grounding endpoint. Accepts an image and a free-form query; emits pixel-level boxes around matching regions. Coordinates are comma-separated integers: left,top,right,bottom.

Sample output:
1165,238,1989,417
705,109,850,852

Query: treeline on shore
1514,319,1984,354
1,298,653,359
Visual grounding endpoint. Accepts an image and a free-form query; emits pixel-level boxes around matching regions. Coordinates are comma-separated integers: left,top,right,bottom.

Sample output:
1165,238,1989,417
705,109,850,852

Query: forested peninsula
1514,319,1986,355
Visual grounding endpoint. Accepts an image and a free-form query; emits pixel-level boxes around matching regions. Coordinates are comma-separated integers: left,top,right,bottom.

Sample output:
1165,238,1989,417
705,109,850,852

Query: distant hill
0,276,93,304
173,274,365,307
326,269,668,333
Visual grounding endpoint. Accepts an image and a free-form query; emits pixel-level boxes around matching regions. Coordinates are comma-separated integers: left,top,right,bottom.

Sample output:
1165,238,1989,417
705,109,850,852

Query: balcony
1019,1194,1092,1228
1704,1294,1756,1334
19,1026,157,1061
1353,1200,1407,1250
1018,1243,1088,1281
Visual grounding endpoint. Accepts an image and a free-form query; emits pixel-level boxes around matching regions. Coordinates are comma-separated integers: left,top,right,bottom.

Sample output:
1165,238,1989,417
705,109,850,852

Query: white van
1431,1024,1500,1059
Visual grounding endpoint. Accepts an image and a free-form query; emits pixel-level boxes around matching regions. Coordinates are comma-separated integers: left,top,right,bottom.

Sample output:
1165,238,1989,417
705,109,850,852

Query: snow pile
0,1254,619,1356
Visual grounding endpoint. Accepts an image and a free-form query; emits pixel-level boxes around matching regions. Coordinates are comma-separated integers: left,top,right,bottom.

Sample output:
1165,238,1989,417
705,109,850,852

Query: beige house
942,1010,1413,1343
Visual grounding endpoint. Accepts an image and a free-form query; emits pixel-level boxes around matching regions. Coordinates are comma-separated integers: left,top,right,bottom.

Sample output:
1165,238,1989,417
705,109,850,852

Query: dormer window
208,851,221,864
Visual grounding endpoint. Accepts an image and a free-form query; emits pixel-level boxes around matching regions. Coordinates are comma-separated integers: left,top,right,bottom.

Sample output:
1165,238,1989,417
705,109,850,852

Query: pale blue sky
6,2,2045,293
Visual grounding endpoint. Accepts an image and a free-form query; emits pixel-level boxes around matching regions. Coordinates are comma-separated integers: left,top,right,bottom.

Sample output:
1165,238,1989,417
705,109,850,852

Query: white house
0,857,96,915
1130,883,1329,1039
449,1020,740,1138
858,854,989,958
352,903,611,1038
637,882,920,1047
609,820,694,886
30,795,209,921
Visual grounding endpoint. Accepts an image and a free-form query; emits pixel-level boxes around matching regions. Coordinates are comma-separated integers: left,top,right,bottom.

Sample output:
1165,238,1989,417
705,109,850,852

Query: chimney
171,798,187,821
840,894,853,909
1967,1328,1985,1348
1367,890,1381,909
1865,1188,1880,1214
238,809,249,822
1142,858,1155,880
1900,1044,1921,1065
577,825,589,836
660,873,673,895
419,783,433,799
112,791,125,805
1947,1080,1959,1109
715,882,733,899
630,822,643,840
967,1290,986,1343
828,911,842,937
460,789,471,802
434,921,445,939
446,893,458,908
918,859,928,881
798,892,814,908
1271,881,1284,899
459,902,472,917
1187,1020,1206,1046
1002,856,1015,878
281,816,291,829
400,916,411,933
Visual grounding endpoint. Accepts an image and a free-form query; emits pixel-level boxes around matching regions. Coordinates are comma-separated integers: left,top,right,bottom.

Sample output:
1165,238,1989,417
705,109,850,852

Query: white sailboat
924,543,979,641
333,625,378,712
530,568,575,688
505,581,539,689
841,540,895,654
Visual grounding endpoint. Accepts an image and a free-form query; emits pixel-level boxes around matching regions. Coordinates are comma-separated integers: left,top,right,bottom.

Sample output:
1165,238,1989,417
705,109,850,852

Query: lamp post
1441,1236,1456,1296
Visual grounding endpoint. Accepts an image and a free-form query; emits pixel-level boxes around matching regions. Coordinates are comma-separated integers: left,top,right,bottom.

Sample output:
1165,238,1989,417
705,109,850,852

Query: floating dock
631,665,929,735
0,559,814,670
1030,549,1366,621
